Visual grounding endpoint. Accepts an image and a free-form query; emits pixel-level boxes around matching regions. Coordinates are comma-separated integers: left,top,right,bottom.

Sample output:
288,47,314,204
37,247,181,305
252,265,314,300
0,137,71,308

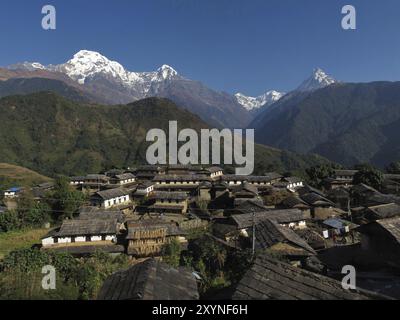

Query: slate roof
113,173,136,180
371,194,400,206
235,200,269,213
357,217,400,245
154,174,210,182
233,183,259,195
136,165,164,172
221,175,280,183
263,172,284,180
298,185,326,197
98,258,199,300
56,218,119,237
151,191,188,201
367,203,400,220
352,183,380,194
301,193,334,207
384,174,400,182
70,176,85,181
93,188,129,200
283,177,303,184
376,218,400,243
231,209,306,229
327,187,350,198
78,208,125,223
232,253,385,300
206,166,223,173
334,170,358,177
282,196,310,209
252,219,315,254
137,181,155,189
85,174,110,181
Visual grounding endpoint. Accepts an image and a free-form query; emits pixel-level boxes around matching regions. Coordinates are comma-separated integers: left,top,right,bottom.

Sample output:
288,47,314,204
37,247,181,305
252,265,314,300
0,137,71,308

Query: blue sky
0,0,400,95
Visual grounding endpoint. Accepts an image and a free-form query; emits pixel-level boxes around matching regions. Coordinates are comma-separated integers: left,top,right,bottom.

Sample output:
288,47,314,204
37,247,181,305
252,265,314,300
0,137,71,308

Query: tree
16,190,51,228
50,176,87,221
0,210,20,232
24,202,51,227
15,190,35,226
0,248,129,300
353,164,384,190
162,238,182,268
386,161,400,174
306,164,337,189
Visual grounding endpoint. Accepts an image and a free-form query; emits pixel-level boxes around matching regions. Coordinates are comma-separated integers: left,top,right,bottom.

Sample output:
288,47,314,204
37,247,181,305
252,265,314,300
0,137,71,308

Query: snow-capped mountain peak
235,90,285,111
296,68,336,92
153,64,180,81
51,50,136,85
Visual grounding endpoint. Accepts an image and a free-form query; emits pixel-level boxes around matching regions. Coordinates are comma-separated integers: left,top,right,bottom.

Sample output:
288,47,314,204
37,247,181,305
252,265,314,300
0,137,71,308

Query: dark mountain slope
0,93,329,176
251,82,400,167
0,77,96,103
147,79,253,128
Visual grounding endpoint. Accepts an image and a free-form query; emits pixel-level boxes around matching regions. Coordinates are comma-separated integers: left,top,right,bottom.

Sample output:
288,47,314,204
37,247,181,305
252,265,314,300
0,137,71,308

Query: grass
0,228,49,260
0,163,52,187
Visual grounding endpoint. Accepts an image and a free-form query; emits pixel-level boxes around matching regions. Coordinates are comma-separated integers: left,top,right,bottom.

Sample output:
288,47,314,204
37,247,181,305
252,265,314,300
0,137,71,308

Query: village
2,164,400,300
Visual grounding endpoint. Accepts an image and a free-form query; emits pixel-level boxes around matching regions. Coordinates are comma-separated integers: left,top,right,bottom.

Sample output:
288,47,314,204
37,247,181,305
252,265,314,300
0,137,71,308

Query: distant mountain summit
7,50,252,128
7,62,46,71
296,68,336,92
235,90,285,111
9,50,184,98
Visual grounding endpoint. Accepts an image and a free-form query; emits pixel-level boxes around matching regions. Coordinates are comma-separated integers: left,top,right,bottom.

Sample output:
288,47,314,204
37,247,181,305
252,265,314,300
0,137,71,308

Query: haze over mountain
6,50,254,128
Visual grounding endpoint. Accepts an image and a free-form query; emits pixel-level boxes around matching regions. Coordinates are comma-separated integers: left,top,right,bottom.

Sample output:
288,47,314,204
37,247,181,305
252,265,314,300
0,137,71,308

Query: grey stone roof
235,200,269,212
113,173,136,180
93,188,129,200
367,203,400,220
252,219,315,254
231,209,306,229
98,258,199,300
85,174,110,181
232,253,386,300
205,166,223,173
283,176,303,184
78,208,125,223
334,170,359,177
154,174,210,182
221,175,280,183
282,196,310,209
56,218,118,237
376,218,400,243
232,182,259,195
357,217,400,245
301,193,334,207
152,191,188,201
